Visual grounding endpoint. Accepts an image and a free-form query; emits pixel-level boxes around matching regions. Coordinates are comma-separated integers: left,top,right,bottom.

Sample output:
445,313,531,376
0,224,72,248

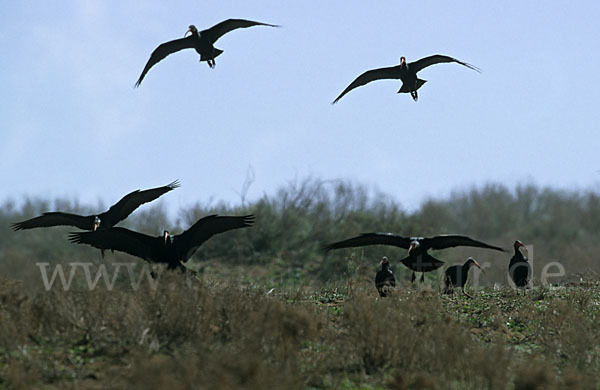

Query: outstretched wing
332,66,401,104
104,180,180,226
135,37,196,87
323,233,412,251
202,19,279,43
174,214,255,261
420,235,504,252
68,227,159,261
11,212,91,231
409,54,480,74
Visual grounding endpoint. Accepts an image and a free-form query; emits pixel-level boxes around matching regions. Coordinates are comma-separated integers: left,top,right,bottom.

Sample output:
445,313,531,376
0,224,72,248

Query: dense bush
2,178,599,287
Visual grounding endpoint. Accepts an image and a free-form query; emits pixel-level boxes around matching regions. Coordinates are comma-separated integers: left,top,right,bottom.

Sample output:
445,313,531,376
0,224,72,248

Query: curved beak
184,28,192,37
408,242,418,254
473,260,486,276
520,243,529,257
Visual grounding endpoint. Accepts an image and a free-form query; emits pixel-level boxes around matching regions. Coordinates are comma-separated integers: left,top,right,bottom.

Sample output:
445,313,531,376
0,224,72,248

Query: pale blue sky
2,1,599,213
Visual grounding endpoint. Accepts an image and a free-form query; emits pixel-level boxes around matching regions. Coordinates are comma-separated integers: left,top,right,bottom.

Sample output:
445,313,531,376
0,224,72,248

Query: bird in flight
324,233,503,283
135,19,278,87
332,54,480,103
69,214,255,270
11,180,180,232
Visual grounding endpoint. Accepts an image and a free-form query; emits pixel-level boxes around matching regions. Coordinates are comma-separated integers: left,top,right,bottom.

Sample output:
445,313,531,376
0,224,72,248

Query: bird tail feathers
397,79,427,93
201,48,224,62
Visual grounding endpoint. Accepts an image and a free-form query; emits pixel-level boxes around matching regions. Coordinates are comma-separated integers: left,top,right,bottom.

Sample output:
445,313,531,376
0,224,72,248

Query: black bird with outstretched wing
324,233,503,283
69,214,255,269
11,180,180,231
135,19,278,87
333,54,480,103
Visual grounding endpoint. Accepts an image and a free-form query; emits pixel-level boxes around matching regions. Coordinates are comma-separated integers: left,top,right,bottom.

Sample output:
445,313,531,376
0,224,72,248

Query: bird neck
462,265,471,279
514,246,525,259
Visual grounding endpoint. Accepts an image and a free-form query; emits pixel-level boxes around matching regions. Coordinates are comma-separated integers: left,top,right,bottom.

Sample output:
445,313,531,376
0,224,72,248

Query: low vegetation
1,179,599,388
1,274,599,388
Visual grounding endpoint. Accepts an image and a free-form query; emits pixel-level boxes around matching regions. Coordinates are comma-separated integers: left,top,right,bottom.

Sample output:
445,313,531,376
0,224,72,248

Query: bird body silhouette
509,240,530,288
11,181,180,232
69,214,254,270
375,256,396,297
325,233,503,282
444,257,485,298
135,19,278,87
333,54,480,103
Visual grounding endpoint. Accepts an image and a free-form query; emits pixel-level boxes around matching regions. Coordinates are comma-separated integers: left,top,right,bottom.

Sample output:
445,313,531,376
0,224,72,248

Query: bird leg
420,273,425,283
462,287,474,299
411,272,416,283
411,90,419,101
206,58,216,68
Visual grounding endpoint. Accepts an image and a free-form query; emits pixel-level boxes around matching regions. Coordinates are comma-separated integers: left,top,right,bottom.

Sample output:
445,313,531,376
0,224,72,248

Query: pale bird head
408,240,420,255
93,216,101,231
185,25,198,37
466,257,486,276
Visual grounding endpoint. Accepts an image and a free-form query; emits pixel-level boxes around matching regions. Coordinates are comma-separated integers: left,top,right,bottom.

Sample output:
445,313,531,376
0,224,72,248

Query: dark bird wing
202,19,279,43
174,214,255,261
332,66,401,104
420,235,504,252
323,233,412,250
68,227,159,261
135,37,196,87
104,180,180,226
409,55,480,74
11,212,91,231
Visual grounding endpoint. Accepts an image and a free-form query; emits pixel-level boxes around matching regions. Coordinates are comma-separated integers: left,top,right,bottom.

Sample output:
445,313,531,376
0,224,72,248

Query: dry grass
1,271,599,389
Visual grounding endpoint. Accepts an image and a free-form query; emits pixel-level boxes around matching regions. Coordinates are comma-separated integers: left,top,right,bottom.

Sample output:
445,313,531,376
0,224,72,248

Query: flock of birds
326,236,530,297
132,18,480,102
11,180,530,297
12,18,523,297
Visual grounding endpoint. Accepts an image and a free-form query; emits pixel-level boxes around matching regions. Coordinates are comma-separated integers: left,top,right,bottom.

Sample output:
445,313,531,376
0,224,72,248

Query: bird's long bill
520,244,529,257
473,260,486,276
408,242,418,254
184,28,192,37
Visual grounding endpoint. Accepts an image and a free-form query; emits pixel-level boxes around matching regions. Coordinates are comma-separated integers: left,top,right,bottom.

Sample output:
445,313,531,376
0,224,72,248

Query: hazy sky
2,1,599,213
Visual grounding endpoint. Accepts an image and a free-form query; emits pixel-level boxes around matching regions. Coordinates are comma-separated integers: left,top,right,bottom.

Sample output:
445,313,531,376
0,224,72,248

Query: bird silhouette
333,54,479,103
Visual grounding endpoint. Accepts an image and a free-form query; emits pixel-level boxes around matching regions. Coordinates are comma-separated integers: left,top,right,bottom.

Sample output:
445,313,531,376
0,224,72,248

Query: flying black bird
443,257,485,298
324,233,503,283
509,240,530,288
69,214,255,270
332,54,480,103
11,181,180,231
135,19,278,87
375,256,396,297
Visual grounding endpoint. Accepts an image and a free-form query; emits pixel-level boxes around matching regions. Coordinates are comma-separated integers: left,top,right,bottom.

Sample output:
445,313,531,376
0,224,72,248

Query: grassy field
1,269,599,389
2,181,600,388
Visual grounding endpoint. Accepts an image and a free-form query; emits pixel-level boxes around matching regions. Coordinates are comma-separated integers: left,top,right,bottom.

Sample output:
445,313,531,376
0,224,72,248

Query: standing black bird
443,257,485,298
135,19,278,87
375,256,396,297
11,180,180,231
509,240,530,288
324,233,503,283
69,214,255,270
332,54,480,103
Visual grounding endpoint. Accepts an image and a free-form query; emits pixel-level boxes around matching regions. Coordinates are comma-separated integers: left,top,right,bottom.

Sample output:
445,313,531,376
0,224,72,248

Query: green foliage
1,274,600,388
3,179,600,289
